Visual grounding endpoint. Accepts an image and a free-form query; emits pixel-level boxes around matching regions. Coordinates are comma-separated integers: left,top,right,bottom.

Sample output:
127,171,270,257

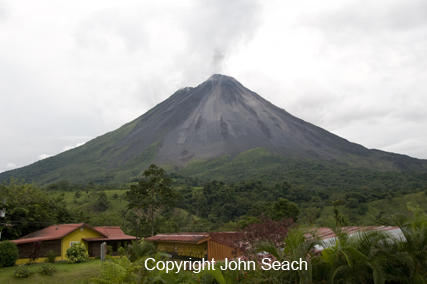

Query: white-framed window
70,241,80,247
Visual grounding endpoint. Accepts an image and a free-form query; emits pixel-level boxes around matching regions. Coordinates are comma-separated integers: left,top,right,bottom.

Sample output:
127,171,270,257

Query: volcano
1,74,426,184
110,74,370,165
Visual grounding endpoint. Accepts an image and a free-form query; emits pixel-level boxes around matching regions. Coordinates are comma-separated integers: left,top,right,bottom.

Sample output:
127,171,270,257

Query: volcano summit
1,74,426,184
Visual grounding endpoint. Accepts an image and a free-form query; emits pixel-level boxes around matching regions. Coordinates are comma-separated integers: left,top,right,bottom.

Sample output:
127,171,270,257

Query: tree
332,199,349,226
0,179,65,239
95,192,109,212
233,214,294,258
125,164,176,236
269,197,300,222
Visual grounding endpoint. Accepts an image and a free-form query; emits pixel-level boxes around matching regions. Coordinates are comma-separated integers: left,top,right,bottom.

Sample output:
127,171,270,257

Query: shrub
38,263,54,275
65,242,88,263
106,245,113,256
118,246,126,258
88,258,139,284
45,249,57,263
13,266,32,278
0,240,19,267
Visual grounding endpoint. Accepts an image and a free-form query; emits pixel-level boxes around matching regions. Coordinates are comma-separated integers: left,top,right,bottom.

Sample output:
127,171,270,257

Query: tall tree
269,197,300,222
0,179,76,239
125,164,176,236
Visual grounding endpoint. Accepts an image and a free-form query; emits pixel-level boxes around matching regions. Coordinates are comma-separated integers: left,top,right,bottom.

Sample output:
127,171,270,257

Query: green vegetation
46,250,57,264
7,204,416,283
65,242,89,264
0,259,102,284
0,180,93,240
37,263,54,276
125,164,177,237
13,265,31,278
2,158,427,240
0,241,19,267
2,161,427,282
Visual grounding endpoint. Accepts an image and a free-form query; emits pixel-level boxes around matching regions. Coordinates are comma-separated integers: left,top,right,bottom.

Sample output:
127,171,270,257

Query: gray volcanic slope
103,74,405,166
1,74,427,184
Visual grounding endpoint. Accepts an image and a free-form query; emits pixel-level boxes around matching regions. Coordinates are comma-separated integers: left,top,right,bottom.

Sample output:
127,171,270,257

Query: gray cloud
0,1,7,22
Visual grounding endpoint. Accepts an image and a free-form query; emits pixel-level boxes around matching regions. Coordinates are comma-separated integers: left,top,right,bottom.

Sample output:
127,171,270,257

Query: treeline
3,159,427,240
0,179,133,240
177,175,427,229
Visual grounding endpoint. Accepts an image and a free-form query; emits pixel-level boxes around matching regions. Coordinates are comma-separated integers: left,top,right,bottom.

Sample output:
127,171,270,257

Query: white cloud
37,154,52,160
6,163,17,169
62,142,87,153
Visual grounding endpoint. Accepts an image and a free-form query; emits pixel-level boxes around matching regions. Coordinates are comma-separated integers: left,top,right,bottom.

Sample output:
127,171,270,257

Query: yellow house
9,223,137,265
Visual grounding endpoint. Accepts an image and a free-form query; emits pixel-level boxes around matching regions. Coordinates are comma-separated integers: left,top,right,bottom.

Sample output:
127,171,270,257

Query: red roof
146,233,211,244
9,223,136,245
146,232,239,245
83,226,137,242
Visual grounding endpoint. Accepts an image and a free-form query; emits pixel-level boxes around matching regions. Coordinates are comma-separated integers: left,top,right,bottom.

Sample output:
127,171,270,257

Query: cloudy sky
1,0,427,173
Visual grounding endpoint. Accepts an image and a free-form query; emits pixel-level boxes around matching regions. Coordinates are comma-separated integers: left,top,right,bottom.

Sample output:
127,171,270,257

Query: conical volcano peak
206,74,240,87
3,74,425,185
202,74,247,102
207,74,234,81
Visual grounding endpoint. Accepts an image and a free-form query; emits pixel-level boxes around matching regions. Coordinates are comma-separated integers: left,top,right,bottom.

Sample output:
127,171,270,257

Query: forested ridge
1,159,427,240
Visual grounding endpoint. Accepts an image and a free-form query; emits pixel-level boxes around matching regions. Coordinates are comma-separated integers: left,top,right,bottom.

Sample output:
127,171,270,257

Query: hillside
1,74,427,185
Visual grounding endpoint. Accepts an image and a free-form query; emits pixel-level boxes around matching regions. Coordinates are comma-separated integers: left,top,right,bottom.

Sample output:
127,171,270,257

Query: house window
70,241,80,247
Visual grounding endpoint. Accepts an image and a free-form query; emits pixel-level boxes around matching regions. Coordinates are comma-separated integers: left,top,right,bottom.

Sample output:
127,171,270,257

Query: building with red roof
7,223,137,265
146,232,239,261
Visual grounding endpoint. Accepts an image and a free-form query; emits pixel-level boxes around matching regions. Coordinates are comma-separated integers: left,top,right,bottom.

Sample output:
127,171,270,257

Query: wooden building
8,223,137,265
146,232,238,261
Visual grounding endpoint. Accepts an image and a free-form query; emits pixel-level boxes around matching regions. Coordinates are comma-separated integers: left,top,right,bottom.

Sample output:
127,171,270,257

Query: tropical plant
254,225,320,284
125,164,177,236
126,240,156,262
87,257,141,284
13,265,32,278
392,202,427,283
321,227,394,284
45,249,57,263
65,242,88,263
0,240,19,267
38,263,54,275
118,246,126,258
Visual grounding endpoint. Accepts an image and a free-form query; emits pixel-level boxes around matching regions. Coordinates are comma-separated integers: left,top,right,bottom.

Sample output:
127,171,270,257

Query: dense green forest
1,158,427,240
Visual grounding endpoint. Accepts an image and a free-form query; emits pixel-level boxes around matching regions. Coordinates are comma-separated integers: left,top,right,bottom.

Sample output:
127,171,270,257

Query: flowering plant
65,242,88,263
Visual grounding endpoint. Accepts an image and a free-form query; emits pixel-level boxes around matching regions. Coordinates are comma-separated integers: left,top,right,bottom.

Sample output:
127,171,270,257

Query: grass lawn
0,259,102,284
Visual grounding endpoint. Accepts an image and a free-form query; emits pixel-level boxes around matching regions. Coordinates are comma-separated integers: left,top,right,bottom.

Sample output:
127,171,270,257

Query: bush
106,245,113,256
38,263,54,275
13,266,32,278
118,246,126,258
65,242,88,264
0,240,19,267
45,249,57,263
